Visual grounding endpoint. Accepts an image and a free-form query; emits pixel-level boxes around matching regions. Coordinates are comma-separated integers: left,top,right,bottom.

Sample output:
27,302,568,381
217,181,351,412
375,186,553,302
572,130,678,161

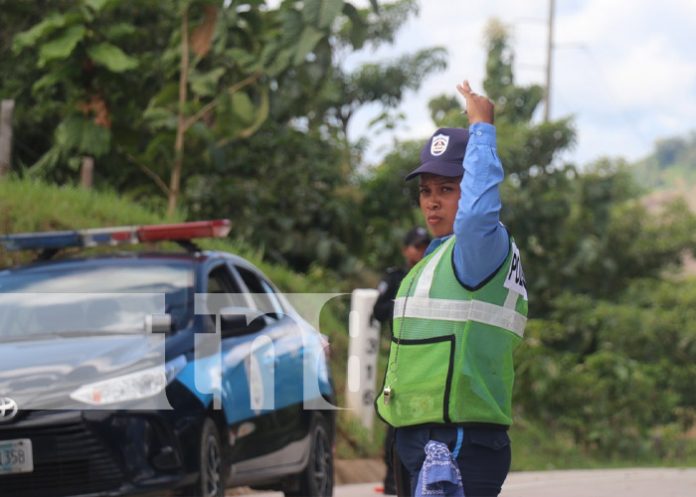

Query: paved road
230,468,696,496
499,468,696,496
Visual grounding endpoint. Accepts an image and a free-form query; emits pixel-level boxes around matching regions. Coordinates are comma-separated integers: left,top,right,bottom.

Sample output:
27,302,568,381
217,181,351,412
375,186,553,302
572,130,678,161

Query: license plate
0,439,33,475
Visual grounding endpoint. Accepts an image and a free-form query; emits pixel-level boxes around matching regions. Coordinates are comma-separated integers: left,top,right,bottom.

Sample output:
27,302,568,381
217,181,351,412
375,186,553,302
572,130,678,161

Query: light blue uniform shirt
424,123,509,288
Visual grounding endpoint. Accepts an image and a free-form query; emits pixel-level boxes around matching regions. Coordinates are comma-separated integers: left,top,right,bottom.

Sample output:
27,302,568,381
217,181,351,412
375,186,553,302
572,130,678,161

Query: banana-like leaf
266,48,293,77
38,25,86,67
319,0,344,28
237,88,269,139
54,116,111,157
302,0,321,25
84,0,113,12
293,26,324,65
12,13,68,53
341,3,367,49
103,22,137,39
302,0,344,28
227,48,260,72
231,91,255,125
32,72,63,93
149,83,180,107
143,107,178,131
29,147,62,177
190,67,226,97
87,42,139,72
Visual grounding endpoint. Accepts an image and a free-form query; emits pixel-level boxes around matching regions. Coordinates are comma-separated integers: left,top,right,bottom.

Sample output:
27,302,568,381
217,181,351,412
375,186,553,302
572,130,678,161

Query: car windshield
0,260,194,339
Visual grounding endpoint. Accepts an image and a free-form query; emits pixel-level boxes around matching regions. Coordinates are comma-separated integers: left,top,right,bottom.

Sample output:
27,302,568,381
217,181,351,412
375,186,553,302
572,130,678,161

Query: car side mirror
146,313,173,333
218,306,266,336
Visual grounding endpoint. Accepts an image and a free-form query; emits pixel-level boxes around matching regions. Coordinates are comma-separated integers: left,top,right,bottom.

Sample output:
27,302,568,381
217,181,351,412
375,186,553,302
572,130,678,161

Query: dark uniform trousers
394,426,511,497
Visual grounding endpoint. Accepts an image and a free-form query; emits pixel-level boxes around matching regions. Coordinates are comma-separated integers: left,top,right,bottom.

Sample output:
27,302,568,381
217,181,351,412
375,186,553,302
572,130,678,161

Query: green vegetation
0,178,322,291
1,0,446,274
3,1,696,470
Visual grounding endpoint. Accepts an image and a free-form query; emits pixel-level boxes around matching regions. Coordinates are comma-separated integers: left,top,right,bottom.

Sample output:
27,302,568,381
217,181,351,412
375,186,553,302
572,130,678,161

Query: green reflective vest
375,236,528,427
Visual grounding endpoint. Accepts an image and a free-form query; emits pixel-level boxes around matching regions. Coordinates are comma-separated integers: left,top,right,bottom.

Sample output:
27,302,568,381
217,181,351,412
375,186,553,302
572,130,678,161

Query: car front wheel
180,418,225,497
285,415,334,497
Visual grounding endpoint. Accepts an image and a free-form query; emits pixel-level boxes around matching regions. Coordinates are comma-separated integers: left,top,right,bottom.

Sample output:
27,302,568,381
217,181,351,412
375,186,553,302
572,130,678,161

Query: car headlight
70,355,187,406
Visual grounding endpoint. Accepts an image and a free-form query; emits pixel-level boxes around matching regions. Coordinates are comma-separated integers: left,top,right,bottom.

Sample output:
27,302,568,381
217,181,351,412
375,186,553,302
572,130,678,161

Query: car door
201,263,278,466
226,263,310,477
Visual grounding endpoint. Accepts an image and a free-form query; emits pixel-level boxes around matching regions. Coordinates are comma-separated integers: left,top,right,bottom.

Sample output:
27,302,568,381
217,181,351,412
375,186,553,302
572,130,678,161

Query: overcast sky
345,0,696,167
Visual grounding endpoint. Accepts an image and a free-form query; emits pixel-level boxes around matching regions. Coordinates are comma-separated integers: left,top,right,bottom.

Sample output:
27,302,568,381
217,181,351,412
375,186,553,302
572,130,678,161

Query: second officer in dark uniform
373,227,431,327
373,226,430,495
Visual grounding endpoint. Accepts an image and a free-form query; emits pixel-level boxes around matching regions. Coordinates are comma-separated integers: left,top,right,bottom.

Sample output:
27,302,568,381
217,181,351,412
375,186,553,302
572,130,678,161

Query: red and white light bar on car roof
0,219,231,252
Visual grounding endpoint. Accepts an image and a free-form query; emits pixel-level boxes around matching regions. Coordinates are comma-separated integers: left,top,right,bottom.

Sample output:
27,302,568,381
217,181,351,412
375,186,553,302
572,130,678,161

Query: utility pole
543,0,555,122
0,99,14,177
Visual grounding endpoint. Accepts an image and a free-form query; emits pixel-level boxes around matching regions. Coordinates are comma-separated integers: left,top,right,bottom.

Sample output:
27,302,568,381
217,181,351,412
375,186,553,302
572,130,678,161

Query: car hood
0,334,166,409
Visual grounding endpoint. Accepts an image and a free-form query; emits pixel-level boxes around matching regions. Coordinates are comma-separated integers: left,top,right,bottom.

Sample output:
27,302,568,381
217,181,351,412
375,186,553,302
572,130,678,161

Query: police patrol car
0,220,335,497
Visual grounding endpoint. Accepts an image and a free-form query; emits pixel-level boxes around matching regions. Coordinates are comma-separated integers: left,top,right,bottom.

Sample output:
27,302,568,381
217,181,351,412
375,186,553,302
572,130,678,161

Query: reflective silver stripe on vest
394,296,527,338
413,237,456,298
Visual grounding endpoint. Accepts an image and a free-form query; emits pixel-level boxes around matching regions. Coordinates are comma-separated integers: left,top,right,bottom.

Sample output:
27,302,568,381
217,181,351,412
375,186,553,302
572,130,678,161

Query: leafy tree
3,0,444,272
8,0,364,211
9,0,141,181
186,123,362,273
145,0,363,215
186,0,447,273
516,278,696,455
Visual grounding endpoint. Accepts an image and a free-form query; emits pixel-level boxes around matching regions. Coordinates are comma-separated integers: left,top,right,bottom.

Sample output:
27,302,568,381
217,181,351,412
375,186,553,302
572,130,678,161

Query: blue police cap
405,128,469,181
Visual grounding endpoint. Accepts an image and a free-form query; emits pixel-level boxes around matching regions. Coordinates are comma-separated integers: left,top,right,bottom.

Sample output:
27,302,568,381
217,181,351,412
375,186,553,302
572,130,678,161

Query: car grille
0,413,124,497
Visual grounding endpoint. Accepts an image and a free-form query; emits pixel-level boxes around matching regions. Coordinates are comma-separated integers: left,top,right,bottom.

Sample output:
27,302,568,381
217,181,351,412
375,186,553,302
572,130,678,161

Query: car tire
285,415,334,497
180,418,225,497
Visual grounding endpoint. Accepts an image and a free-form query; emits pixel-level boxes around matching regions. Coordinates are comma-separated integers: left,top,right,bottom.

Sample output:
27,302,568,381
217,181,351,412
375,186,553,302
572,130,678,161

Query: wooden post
80,156,94,188
0,99,14,177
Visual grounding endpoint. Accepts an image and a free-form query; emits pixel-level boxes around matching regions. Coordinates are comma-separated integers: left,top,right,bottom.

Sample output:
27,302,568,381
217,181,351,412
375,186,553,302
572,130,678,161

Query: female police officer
375,81,528,497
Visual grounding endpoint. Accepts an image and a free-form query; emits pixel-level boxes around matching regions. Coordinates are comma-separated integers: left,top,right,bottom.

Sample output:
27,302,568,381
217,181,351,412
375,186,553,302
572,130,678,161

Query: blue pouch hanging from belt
414,428,465,497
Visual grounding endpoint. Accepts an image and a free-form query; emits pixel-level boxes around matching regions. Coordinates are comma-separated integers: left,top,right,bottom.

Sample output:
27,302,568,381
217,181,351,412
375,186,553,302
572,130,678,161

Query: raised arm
452,81,509,288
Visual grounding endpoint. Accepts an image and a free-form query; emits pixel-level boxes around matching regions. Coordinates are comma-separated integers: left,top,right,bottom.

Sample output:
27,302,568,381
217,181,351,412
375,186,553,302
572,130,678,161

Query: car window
208,265,239,294
260,278,285,316
206,264,247,307
234,266,283,319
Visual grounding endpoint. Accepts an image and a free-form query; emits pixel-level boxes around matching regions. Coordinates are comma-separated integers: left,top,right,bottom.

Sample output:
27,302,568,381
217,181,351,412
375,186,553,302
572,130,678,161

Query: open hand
456,80,494,125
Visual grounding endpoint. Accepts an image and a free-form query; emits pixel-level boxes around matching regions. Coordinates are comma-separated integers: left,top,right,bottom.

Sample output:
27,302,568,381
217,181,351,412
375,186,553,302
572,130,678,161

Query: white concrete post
346,288,381,433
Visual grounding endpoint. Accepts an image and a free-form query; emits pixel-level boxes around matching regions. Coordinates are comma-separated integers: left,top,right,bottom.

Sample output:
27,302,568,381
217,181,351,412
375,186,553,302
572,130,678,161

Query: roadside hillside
632,132,696,276
0,179,328,292
643,184,696,276
631,132,696,191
